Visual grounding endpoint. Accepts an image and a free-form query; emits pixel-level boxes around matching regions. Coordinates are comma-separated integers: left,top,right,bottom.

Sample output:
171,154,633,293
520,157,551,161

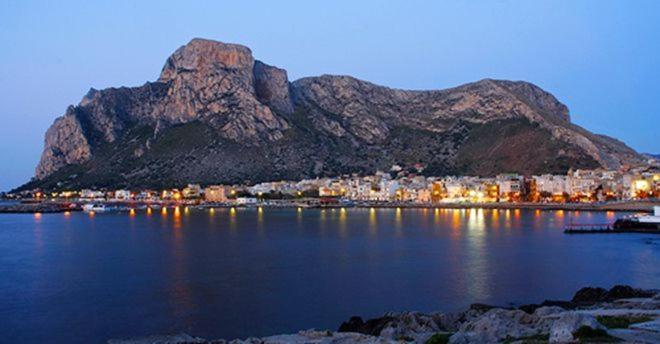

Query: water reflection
368,208,377,235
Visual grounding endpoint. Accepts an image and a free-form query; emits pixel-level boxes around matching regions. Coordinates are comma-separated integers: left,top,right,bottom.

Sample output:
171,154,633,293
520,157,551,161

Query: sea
0,207,658,343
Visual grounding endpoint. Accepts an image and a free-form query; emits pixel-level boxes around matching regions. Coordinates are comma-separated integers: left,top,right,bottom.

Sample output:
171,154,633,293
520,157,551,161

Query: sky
0,0,659,191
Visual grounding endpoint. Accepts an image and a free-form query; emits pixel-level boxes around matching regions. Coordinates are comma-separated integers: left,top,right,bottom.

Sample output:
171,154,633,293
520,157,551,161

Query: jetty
565,206,660,234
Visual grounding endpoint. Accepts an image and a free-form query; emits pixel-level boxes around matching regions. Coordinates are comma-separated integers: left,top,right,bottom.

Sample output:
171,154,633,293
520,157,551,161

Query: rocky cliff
24,38,646,190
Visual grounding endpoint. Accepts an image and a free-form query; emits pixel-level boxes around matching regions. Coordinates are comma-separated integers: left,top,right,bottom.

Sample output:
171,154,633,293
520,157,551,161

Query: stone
606,285,656,301
572,287,608,304
449,309,540,343
548,312,605,343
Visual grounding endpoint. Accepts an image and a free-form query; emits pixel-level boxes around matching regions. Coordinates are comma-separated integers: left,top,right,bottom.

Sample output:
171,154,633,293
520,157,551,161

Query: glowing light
129,208,136,216
184,207,190,214
209,208,215,214
88,211,95,217
297,207,302,213
634,180,650,191
63,211,71,217
174,206,181,217
230,207,236,216
161,207,167,215
34,212,42,220
147,207,153,215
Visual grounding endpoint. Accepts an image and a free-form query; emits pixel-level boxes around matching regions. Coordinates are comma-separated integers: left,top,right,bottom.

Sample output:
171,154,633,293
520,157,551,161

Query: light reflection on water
0,208,657,344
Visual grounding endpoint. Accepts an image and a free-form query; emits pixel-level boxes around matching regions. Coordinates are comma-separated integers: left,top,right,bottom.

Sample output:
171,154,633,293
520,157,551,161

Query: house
114,189,132,201
182,184,202,199
204,185,227,202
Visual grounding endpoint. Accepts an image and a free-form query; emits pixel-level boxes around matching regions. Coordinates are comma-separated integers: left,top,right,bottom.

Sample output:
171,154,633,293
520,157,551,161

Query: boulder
337,315,396,336
548,312,604,343
606,285,655,300
572,287,608,304
449,309,540,343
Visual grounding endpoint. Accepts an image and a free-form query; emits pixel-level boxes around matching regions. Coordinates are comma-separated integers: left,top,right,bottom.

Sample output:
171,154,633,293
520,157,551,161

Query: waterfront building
80,189,105,200
114,189,132,201
204,185,227,202
182,184,202,199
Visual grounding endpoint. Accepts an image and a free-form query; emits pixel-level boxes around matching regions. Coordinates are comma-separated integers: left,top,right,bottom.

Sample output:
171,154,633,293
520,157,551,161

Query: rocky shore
111,285,660,344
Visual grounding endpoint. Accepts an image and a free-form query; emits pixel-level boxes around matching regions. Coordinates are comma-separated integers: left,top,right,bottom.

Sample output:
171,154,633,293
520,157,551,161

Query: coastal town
3,165,659,212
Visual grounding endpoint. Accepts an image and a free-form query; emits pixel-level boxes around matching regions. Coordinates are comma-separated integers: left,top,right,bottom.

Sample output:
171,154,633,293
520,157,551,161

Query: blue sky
1,0,659,191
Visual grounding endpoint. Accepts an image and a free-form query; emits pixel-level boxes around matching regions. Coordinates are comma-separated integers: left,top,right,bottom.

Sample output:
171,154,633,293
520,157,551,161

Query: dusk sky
1,0,659,191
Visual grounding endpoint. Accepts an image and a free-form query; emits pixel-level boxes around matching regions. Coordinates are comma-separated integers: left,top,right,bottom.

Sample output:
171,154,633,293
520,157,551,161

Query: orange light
88,211,95,217
161,207,167,215
34,212,42,220
129,209,136,216
63,211,71,217
146,207,152,215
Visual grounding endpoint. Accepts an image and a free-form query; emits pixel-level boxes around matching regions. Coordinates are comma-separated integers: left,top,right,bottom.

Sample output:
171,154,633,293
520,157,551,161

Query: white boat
82,203,107,212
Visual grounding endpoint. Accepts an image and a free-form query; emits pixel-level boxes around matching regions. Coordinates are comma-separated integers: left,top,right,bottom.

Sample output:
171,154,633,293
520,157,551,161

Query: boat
613,206,660,232
82,203,107,213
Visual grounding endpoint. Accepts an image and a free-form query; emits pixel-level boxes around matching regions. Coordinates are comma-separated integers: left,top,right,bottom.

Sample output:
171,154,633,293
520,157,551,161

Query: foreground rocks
112,285,660,344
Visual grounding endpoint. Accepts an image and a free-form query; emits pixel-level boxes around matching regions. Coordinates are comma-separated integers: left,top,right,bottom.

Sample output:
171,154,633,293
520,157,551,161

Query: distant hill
19,38,646,190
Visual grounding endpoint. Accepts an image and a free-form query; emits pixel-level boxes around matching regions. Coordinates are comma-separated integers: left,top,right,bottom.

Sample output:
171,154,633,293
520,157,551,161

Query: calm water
0,208,658,343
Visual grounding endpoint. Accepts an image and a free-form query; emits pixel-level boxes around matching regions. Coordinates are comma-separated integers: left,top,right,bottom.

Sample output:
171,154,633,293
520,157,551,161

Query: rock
532,306,565,318
468,304,497,313
548,312,605,343
572,287,609,304
338,312,444,341
449,309,541,343
254,60,294,115
377,312,444,340
606,285,656,301
35,108,92,179
337,315,396,336
26,38,648,190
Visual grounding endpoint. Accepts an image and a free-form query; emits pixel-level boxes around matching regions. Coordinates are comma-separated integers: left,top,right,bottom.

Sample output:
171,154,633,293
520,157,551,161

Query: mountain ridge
20,38,646,190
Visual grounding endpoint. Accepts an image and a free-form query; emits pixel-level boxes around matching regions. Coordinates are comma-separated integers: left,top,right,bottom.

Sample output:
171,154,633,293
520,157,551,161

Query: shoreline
110,285,660,344
0,199,657,214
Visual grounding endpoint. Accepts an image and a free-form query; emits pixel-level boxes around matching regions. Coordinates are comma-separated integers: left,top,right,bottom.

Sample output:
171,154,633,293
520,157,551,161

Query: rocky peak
159,38,255,85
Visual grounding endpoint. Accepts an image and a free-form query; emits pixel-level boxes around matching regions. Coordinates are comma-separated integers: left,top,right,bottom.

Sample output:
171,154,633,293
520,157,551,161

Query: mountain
20,38,646,190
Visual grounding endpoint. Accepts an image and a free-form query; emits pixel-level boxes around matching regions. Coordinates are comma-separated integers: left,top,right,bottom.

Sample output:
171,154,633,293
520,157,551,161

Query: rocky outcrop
27,38,648,190
35,107,91,179
548,312,605,343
